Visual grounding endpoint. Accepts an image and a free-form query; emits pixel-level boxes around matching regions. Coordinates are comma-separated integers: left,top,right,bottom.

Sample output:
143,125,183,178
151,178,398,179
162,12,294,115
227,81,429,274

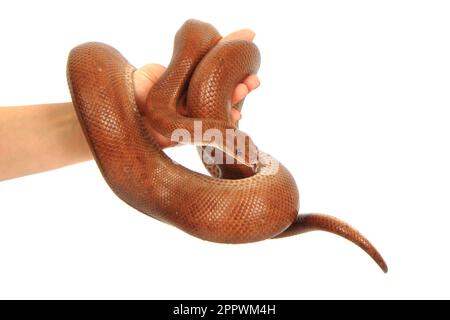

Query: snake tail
275,213,388,273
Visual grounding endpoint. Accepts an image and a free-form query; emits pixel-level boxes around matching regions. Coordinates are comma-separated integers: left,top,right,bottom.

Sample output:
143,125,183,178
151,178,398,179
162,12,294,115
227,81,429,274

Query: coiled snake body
67,20,388,272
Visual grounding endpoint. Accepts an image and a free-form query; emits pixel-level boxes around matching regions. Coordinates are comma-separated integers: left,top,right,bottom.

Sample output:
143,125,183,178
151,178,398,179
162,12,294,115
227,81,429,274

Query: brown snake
67,19,388,273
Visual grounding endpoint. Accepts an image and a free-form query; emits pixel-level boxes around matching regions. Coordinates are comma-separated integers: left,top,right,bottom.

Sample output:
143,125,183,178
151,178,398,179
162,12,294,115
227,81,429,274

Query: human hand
133,29,261,148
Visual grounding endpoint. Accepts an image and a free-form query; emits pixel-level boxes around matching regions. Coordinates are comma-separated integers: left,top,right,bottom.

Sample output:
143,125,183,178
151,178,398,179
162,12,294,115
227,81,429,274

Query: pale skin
0,29,260,181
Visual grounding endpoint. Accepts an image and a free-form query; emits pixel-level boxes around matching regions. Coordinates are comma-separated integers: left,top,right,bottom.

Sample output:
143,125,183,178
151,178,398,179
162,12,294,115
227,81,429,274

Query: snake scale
67,19,388,272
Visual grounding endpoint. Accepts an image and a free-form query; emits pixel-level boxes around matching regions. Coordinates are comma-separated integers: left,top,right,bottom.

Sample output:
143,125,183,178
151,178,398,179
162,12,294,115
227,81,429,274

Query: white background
1,0,449,299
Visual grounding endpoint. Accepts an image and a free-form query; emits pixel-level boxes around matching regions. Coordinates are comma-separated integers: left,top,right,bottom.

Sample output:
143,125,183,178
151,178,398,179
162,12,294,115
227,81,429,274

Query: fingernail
240,29,256,40
248,30,256,40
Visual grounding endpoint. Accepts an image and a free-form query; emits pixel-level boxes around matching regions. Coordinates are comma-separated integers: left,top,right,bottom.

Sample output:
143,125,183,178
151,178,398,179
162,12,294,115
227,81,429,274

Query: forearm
0,103,92,181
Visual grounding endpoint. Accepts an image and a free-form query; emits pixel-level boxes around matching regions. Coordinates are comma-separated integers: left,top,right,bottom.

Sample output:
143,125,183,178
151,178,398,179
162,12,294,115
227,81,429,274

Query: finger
133,63,166,109
231,108,242,124
220,29,256,43
137,63,166,83
232,83,249,105
146,124,177,149
243,74,260,92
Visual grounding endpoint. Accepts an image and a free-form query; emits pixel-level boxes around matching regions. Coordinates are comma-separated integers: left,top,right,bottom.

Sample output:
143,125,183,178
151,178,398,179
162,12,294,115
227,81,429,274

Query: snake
67,19,388,273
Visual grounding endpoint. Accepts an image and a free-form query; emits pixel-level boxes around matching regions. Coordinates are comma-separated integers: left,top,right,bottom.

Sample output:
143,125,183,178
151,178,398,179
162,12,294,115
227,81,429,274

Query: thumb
133,63,166,108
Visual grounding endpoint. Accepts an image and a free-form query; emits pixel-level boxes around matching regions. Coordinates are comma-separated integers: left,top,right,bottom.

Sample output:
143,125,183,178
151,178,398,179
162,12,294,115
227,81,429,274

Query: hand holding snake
67,19,388,273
